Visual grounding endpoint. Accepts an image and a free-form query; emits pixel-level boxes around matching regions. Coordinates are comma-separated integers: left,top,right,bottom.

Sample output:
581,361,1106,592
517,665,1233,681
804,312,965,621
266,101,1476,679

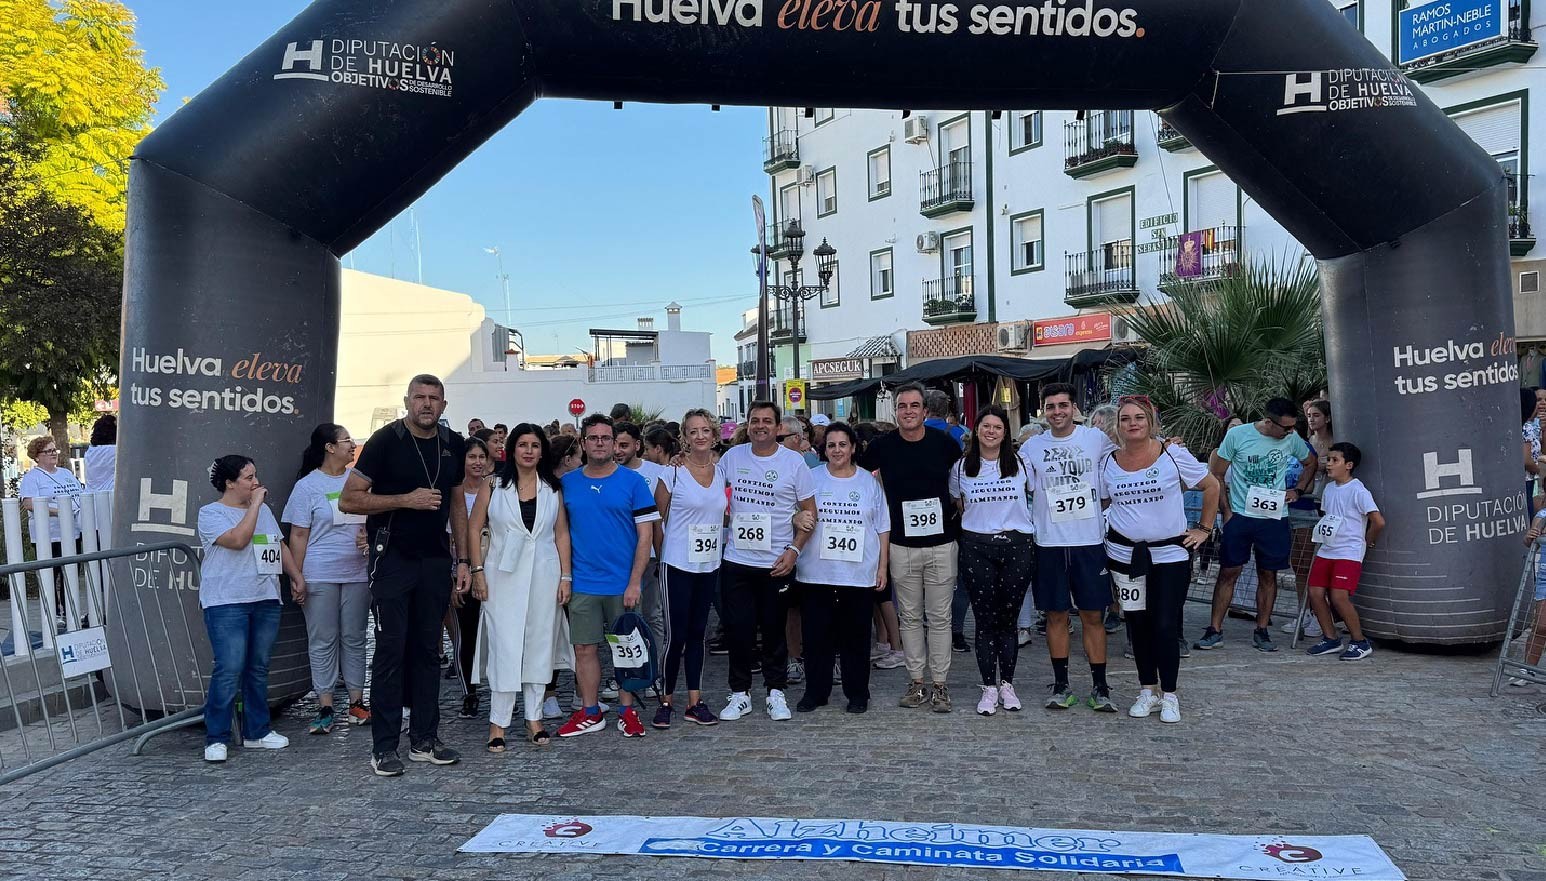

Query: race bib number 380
902,499,944,537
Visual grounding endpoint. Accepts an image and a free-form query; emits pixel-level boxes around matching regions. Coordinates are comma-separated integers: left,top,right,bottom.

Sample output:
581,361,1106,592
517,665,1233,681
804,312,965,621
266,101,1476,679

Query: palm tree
1113,255,1326,452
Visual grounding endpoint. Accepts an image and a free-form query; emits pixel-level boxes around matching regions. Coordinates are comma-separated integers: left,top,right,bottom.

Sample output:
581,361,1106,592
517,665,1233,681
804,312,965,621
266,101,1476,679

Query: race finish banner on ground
461,814,1405,880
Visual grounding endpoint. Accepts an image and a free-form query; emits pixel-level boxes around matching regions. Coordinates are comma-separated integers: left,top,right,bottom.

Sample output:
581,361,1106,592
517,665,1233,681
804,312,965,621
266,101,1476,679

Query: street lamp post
752,219,836,392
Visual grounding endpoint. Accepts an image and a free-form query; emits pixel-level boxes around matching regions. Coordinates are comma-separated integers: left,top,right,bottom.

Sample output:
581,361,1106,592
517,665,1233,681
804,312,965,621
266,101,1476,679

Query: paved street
2,604,1544,881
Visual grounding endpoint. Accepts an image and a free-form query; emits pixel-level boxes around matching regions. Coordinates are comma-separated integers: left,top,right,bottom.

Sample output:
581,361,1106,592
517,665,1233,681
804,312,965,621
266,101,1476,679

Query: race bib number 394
687,523,721,564
902,499,944,537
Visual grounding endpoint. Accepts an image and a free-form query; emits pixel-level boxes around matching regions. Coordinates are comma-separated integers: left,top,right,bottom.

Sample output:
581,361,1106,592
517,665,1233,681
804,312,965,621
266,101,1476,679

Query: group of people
191,373,1389,775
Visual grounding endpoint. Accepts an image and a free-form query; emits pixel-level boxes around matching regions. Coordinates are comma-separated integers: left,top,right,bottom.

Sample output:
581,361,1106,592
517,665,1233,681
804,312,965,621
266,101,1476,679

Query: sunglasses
1117,395,1153,408
584,435,613,442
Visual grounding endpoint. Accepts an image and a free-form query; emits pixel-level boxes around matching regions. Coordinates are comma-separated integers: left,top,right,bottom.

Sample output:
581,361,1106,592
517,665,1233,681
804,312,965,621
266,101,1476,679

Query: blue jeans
202,600,282,746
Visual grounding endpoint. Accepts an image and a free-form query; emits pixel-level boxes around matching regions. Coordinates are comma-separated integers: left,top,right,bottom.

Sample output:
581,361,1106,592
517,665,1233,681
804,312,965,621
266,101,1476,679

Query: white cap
811,414,831,426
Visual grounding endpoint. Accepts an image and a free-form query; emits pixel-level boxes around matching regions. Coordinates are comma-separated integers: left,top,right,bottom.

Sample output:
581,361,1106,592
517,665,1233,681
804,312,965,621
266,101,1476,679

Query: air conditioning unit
797,164,816,185
997,322,1029,352
904,115,930,144
1112,315,1138,343
916,231,940,253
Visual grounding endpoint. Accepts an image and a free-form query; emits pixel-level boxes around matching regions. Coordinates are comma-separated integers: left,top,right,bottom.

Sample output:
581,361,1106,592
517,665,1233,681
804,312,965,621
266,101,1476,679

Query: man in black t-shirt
858,383,962,713
341,374,468,777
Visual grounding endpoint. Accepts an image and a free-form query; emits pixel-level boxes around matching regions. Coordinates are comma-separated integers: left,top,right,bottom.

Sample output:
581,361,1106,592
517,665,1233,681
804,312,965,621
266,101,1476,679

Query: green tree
1114,256,1326,453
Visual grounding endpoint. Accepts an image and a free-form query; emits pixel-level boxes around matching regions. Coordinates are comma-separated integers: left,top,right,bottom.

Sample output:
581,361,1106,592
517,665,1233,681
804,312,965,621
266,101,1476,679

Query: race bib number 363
1245,486,1287,520
902,499,943,538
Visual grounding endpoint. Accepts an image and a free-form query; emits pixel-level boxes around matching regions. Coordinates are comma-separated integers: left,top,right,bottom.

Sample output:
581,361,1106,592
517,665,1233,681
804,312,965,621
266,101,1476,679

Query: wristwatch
468,565,484,575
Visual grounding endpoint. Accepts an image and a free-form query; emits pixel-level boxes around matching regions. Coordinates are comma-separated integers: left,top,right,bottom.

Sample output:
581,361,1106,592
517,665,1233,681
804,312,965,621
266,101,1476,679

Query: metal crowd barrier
1491,541,1545,696
1183,493,1308,635
1,492,207,784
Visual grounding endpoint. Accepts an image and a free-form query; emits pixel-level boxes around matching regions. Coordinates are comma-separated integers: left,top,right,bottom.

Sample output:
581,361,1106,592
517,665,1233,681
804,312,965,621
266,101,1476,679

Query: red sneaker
556,709,605,737
617,706,646,738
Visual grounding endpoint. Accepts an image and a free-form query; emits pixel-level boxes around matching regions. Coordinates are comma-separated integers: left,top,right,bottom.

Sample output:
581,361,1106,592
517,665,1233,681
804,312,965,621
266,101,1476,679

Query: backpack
606,610,659,699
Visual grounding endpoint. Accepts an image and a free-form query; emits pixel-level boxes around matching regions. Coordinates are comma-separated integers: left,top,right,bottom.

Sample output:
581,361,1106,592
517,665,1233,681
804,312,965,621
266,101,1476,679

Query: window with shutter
1187,170,1237,231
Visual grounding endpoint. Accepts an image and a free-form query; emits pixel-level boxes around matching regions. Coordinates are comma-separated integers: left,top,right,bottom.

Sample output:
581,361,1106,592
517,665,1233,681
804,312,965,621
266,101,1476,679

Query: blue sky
128,1,765,364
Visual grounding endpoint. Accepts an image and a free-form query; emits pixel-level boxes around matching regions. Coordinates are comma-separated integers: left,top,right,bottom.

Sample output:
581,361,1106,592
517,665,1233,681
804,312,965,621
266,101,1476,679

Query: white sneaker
998,682,1022,711
601,679,619,699
720,691,752,721
203,743,228,762
1129,689,1159,718
542,696,562,719
1159,693,1181,724
976,684,999,716
874,650,905,670
242,731,289,749
766,689,792,721
1303,616,1323,639
1016,628,1033,647
1507,676,1531,687
870,642,892,661
1280,617,1299,634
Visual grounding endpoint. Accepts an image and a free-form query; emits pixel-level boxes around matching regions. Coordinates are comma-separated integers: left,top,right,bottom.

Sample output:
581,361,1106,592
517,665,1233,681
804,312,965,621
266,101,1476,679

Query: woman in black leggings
949,406,1035,717
1099,397,1219,724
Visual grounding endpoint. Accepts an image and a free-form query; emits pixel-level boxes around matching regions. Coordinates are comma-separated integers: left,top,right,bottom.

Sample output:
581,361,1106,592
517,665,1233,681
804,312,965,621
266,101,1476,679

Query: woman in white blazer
469,424,574,749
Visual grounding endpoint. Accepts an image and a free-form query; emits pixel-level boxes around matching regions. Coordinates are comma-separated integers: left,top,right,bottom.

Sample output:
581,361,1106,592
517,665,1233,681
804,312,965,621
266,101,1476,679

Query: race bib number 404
252,534,282,575
902,499,943,537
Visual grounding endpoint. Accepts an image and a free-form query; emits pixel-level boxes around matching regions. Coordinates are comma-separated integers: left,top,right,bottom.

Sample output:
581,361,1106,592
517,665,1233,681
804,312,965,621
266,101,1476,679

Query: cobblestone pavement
3,605,1545,881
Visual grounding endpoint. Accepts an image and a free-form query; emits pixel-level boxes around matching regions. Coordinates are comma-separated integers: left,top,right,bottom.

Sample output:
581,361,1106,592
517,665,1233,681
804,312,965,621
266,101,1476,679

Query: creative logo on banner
612,0,1145,38
543,821,593,839
1260,842,1324,864
275,38,456,97
1278,69,1416,116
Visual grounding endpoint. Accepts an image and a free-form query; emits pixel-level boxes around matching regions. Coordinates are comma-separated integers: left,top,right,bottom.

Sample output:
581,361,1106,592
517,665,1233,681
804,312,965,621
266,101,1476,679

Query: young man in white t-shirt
1020,383,1118,712
1303,442,1384,661
615,422,667,687
718,401,817,722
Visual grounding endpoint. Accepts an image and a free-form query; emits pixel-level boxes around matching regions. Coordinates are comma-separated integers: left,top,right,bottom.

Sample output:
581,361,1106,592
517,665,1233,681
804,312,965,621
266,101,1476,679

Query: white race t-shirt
949,456,1034,535
796,466,890,588
280,469,368,584
197,502,283,609
1101,445,1211,565
627,460,665,495
84,444,116,495
718,444,816,569
18,466,84,544
1021,426,1115,547
659,464,728,574
1316,478,1379,562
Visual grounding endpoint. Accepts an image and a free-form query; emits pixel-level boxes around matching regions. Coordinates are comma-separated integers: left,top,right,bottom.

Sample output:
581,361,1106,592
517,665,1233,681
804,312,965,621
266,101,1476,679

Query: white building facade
758,0,1545,410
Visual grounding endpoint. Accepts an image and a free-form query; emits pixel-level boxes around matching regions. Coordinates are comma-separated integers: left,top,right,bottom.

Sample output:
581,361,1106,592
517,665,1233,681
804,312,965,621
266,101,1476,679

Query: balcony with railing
768,306,807,343
922,274,977,325
919,160,974,218
763,129,800,173
751,222,796,260
1507,171,1535,255
1157,225,1243,291
1401,0,1536,83
1156,118,1192,152
1064,111,1138,179
1064,243,1139,309
588,363,717,384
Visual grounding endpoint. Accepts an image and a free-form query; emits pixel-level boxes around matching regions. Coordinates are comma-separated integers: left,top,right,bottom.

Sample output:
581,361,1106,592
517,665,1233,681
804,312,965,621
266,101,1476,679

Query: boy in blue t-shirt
555,415,659,739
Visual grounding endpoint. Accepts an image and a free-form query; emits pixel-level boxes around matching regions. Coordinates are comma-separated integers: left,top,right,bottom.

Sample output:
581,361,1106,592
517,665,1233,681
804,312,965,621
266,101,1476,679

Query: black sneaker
408,737,461,765
371,750,405,777
952,633,971,653
1103,609,1122,634
459,693,479,719
795,697,825,713
706,637,729,656
845,701,868,714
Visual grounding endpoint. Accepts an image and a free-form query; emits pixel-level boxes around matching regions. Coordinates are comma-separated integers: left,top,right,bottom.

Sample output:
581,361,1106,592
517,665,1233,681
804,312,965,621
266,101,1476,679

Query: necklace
410,428,442,490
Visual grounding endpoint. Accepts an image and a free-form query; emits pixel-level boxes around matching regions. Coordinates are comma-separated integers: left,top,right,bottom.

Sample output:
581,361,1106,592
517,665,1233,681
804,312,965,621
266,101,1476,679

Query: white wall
335,270,717,433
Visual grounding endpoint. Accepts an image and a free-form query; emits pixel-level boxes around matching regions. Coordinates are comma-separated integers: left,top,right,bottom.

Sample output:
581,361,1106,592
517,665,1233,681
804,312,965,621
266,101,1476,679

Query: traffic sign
784,379,807,412
568,398,586,417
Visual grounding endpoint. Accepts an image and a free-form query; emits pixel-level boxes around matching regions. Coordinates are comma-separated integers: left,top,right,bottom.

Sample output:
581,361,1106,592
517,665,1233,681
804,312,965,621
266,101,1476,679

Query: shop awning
848,335,900,360
808,377,881,400
807,347,1135,401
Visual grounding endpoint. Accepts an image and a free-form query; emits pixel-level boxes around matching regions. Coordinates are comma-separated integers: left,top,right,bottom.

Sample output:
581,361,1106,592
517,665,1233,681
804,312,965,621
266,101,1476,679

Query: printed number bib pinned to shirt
1046,482,1097,523
819,522,864,562
328,491,366,526
902,499,944,538
1311,513,1340,544
1111,570,1146,612
1245,486,1287,519
732,512,772,552
687,523,721,564
252,534,282,575
606,631,648,668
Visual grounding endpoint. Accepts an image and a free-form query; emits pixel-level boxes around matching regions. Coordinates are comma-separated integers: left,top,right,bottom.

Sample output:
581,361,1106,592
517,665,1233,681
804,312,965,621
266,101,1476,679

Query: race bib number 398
902,499,944,537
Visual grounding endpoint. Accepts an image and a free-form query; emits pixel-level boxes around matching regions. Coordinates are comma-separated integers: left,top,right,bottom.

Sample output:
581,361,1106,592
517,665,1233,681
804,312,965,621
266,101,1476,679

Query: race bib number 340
819,522,864,562
902,499,944,537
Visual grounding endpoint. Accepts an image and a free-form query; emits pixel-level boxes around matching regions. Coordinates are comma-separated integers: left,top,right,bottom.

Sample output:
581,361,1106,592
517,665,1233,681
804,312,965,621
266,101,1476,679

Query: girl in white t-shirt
1099,398,1218,724
653,410,728,728
282,424,370,736
950,406,1034,716
197,454,303,763
794,422,889,714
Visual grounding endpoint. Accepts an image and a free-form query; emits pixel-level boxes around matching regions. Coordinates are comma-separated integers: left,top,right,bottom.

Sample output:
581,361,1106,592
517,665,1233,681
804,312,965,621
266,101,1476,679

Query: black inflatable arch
115,0,1520,706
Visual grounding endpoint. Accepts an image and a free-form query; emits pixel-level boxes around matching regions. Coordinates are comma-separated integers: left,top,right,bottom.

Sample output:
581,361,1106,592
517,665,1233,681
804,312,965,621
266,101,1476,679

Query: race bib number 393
252,534,282,575
606,631,648,668
902,499,944,537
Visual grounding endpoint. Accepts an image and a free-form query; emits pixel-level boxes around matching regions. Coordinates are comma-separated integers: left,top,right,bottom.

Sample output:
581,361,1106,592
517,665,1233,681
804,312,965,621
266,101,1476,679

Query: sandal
528,728,551,745
486,737,506,753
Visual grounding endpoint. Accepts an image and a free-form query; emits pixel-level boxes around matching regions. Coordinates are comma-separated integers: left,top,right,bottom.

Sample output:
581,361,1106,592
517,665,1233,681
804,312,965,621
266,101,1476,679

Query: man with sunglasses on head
1194,397,1317,653
1021,383,1118,712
